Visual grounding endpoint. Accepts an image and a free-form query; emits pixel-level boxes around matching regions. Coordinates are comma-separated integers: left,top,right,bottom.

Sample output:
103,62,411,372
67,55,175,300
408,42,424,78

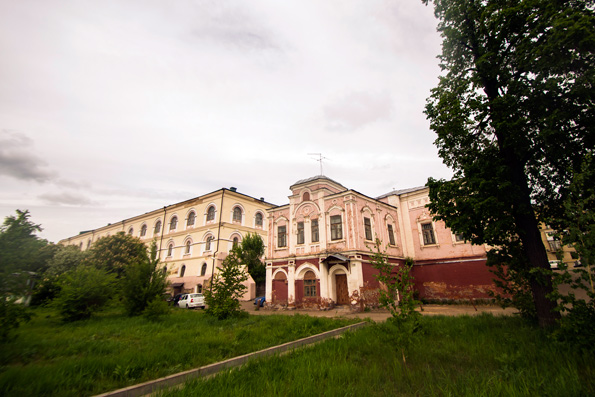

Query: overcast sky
0,0,450,243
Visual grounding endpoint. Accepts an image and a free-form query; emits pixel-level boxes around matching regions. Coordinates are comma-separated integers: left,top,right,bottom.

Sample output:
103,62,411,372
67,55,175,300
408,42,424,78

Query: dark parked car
171,293,184,307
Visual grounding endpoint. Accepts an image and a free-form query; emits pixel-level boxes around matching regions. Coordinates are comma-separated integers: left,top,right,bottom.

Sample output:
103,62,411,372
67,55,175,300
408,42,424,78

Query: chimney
230,187,237,192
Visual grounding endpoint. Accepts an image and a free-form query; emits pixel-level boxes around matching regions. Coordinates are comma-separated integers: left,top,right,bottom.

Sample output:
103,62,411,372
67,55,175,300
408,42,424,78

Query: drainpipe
210,188,225,293
159,206,166,255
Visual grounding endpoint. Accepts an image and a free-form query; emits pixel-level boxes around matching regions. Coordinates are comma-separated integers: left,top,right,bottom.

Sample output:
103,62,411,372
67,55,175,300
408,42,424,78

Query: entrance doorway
335,274,349,305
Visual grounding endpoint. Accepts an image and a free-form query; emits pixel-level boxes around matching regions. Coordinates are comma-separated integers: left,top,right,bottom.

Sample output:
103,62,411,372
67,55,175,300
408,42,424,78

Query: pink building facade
265,176,497,306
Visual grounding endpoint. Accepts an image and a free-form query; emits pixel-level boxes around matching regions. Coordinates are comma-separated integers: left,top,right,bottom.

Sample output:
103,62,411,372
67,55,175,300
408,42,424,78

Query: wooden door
335,274,349,305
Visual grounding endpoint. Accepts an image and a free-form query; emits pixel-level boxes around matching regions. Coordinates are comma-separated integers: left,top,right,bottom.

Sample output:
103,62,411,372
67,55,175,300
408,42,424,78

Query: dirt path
241,301,517,322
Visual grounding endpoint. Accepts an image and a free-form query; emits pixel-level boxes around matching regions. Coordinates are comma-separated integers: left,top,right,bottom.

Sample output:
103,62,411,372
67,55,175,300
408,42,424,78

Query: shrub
0,297,30,342
53,266,116,322
142,298,170,322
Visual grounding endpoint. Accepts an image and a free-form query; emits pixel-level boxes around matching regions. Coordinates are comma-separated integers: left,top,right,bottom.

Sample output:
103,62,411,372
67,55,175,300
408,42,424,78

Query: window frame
364,217,373,241
255,212,263,227
205,236,214,251
187,212,196,227
330,215,343,241
387,224,396,245
154,220,162,235
277,225,287,248
140,224,147,237
170,216,178,231
297,221,305,245
232,206,242,223
303,271,317,297
311,219,319,243
421,222,436,245
206,206,216,222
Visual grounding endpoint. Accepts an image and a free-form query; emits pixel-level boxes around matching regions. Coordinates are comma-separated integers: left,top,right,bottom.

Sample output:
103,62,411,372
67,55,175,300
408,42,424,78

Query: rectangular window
455,233,465,242
297,222,304,244
387,224,396,245
278,225,287,248
330,215,342,241
364,217,373,240
311,219,319,243
304,279,316,297
422,223,436,245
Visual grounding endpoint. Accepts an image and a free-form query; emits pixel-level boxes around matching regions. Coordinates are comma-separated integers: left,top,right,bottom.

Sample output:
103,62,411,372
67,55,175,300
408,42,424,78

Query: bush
53,266,116,322
142,298,170,322
0,297,30,342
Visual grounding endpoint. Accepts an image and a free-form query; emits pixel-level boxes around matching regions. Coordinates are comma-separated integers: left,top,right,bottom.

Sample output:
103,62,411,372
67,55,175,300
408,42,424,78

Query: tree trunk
510,162,561,327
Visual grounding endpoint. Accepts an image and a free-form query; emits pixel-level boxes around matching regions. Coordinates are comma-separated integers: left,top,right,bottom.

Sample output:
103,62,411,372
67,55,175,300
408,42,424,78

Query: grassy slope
0,307,357,397
159,314,595,397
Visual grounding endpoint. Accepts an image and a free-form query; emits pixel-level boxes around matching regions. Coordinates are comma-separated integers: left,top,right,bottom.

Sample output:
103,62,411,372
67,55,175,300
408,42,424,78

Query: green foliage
235,233,266,285
158,315,595,396
421,0,595,326
45,245,88,277
0,306,354,396
369,238,420,322
121,242,169,317
53,266,116,322
0,210,55,296
487,245,537,321
142,298,170,322
204,249,248,320
0,297,31,343
31,245,90,307
86,232,148,278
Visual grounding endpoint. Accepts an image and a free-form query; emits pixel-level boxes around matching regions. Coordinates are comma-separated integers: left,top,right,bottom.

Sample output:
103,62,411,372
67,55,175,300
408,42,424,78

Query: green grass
0,306,358,396
158,314,595,397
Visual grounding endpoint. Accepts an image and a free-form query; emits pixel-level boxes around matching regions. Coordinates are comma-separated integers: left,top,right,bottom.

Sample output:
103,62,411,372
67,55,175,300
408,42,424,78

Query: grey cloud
38,192,95,206
0,130,56,182
324,91,394,132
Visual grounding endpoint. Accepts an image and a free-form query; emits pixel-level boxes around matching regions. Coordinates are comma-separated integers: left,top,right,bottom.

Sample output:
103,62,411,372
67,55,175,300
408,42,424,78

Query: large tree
0,210,55,294
421,0,594,326
235,233,266,285
85,232,148,278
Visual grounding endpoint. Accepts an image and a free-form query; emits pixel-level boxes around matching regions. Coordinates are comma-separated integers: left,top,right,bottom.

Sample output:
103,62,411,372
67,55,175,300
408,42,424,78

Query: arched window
180,265,186,277
207,206,216,221
162,266,167,275
255,212,263,227
128,227,134,235
79,242,83,250
201,263,207,276
187,211,196,227
302,192,310,201
185,240,191,254
154,220,162,235
233,206,242,223
169,216,178,231
86,239,91,249
167,243,174,257
233,236,239,247
205,236,214,251
304,271,317,297
140,224,147,237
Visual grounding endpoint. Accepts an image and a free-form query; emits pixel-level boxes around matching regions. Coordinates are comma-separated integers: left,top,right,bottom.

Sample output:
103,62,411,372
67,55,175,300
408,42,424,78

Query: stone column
288,261,296,305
